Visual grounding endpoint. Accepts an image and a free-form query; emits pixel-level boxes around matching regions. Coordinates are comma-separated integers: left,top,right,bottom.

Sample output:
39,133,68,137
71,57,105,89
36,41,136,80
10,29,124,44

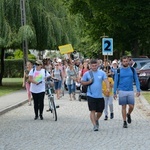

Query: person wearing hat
111,60,118,80
29,60,50,120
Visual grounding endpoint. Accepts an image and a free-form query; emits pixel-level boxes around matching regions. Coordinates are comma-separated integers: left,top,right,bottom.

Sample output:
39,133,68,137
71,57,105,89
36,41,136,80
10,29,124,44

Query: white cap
57,59,62,63
112,60,117,64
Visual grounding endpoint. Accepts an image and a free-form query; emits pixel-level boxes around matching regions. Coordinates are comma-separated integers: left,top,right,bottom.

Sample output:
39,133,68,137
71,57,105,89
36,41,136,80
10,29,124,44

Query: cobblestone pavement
0,92,150,150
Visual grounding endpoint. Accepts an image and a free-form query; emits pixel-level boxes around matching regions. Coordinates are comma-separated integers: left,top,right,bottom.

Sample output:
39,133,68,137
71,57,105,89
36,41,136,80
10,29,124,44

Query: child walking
102,74,114,120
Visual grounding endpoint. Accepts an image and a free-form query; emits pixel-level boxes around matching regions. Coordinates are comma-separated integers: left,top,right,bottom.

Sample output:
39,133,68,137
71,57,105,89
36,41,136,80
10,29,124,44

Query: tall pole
20,0,28,70
100,33,108,69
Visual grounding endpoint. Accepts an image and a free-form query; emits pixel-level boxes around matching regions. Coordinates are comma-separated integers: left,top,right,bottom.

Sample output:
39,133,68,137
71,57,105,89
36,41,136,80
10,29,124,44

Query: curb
0,100,28,116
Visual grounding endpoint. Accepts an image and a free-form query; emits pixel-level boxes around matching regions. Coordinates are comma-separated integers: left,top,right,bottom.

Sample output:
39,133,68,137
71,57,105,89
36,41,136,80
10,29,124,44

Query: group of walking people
22,55,140,131
81,56,140,131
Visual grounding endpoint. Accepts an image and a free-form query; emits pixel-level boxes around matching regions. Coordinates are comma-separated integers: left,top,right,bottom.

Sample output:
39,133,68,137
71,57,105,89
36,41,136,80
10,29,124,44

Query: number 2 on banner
104,40,111,51
102,38,113,55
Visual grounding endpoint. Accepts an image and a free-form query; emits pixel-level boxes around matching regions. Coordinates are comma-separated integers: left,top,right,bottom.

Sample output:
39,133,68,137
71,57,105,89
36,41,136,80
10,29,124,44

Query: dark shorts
54,80,62,90
87,96,105,113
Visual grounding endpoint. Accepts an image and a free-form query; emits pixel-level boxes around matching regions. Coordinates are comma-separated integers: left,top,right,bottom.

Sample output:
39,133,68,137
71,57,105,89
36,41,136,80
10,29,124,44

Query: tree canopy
0,0,82,85
69,0,150,58
0,0,80,50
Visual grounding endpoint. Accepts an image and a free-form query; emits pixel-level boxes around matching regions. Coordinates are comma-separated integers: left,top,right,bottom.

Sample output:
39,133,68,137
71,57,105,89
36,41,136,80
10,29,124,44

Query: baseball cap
112,60,117,64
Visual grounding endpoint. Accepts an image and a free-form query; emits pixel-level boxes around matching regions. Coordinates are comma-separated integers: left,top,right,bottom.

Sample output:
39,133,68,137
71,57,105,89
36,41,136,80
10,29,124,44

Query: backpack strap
117,67,135,87
117,68,120,88
33,68,35,73
130,66,135,82
45,69,46,77
130,66,135,74
59,69,63,79
89,70,94,82
88,70,94,94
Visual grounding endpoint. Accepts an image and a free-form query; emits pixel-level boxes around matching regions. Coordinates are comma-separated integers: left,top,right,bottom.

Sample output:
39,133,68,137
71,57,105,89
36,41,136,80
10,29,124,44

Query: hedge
1,59,35,78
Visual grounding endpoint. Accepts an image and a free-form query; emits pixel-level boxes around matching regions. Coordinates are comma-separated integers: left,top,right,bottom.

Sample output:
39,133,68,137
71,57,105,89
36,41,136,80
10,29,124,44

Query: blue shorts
67,83,76,94
54,80,62,90
118,91,135,105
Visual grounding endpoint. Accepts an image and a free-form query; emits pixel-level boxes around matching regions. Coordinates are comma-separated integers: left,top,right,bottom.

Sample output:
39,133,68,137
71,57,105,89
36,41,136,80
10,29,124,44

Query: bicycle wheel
50,97,57,121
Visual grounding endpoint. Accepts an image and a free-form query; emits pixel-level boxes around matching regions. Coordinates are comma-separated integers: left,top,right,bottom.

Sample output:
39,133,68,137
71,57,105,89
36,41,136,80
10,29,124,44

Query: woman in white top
29,60,50,120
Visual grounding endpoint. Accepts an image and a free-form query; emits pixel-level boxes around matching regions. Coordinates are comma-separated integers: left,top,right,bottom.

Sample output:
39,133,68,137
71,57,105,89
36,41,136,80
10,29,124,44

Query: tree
69,0,150,58
0,0,80,85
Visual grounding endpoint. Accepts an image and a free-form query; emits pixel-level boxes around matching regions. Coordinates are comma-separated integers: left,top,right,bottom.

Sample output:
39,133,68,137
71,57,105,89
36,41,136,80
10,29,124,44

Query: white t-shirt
29,68,50,93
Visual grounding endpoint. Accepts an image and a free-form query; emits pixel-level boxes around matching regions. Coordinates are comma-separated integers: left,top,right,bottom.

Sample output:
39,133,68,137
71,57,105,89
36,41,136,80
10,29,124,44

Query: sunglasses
35,63,40,66
55,64,58,66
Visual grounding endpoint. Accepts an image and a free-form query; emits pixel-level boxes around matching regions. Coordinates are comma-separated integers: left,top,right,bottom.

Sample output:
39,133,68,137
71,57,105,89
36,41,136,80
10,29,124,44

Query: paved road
0,92,150,150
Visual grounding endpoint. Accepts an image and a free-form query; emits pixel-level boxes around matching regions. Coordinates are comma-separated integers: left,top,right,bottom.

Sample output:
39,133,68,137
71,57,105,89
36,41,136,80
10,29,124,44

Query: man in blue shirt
114,56,140,128
81,59,110,131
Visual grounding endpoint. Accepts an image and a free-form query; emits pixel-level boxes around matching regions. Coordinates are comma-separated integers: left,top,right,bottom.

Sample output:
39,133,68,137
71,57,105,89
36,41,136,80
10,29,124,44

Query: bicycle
45,79,58,121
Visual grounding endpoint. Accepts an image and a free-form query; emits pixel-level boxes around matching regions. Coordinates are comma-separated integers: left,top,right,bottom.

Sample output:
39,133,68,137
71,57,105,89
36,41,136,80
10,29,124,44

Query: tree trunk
0,48,5,86
131,40,139,57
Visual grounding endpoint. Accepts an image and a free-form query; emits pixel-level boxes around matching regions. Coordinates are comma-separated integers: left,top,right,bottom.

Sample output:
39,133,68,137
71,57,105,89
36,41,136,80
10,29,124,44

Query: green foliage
18,25,35,42
4,49,36,59
28,54,36,59
3,59,24,77
5,51,14,59
14,49,23,59
1,59,35,78
70,0,150,58
0,0,80,50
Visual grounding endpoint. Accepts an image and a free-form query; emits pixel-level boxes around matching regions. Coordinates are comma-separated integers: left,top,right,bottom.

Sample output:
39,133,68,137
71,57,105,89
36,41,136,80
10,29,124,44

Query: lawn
142,92,150,104
0,78,23,97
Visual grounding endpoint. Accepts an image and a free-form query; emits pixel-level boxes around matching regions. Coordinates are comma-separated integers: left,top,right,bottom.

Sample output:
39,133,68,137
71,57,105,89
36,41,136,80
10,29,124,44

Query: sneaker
127,113,131,124
40,115,43,120
110,113,114,119
56,105,60,109
46,108,52,112
93,125,98,131
123,121,128,128
96,120,99,128
104,115,108,120
34,116,38,120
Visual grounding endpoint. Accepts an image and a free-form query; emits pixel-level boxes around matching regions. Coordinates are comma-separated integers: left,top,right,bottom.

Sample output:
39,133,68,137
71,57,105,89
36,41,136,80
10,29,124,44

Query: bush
2,59,35,78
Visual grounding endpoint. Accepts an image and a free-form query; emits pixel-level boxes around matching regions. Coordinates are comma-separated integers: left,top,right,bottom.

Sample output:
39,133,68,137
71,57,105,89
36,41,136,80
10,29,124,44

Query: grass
142,92,150,104
0,78,23,97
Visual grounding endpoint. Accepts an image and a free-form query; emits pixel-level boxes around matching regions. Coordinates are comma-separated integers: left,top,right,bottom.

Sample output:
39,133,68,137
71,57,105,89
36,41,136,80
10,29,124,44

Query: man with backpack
81,59,110,131
113,56,140,128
